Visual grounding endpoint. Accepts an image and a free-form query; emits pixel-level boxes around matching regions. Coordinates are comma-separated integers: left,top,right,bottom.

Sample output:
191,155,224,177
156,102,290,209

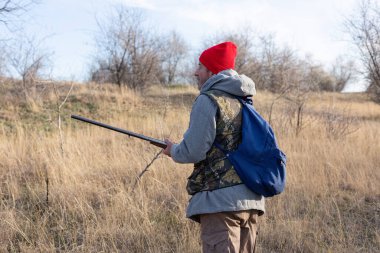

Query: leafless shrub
282,59,317,136
267,87,290,125
329,56,357,92
262,102,294,137
321,108,360,140
6,35,52,101
284,95,309,136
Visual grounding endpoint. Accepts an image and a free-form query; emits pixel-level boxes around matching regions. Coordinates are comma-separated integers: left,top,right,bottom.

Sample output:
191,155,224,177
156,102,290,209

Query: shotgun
71,115,167,149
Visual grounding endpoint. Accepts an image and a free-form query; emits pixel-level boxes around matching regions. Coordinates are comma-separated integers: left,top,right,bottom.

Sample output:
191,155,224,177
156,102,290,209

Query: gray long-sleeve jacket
170,69,265,221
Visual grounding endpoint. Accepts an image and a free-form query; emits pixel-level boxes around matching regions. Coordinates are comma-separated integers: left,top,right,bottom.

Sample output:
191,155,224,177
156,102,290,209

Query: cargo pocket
201,230,230,253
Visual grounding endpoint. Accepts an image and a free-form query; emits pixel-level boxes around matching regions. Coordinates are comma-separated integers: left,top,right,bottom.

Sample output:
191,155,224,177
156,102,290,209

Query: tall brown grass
0,83,379,252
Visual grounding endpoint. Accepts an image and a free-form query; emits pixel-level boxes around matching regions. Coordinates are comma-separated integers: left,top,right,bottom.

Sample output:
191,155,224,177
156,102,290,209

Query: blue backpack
214,96,286,197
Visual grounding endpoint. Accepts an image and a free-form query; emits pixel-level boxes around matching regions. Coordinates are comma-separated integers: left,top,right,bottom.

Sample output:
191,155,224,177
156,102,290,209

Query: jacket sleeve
170,94,217,163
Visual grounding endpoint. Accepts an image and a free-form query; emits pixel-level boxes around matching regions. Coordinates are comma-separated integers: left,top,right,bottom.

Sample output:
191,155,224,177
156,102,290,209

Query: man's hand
163,139,174,157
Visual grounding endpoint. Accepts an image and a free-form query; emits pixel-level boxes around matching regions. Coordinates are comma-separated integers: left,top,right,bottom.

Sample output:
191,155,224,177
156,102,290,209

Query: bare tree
346,0,380,101
1,1,38,81
259,35,301,92
6,35,52,100
91,6,161,90
0,0,36,26
160,31,188,84
237,31,334,94
329,56,356,92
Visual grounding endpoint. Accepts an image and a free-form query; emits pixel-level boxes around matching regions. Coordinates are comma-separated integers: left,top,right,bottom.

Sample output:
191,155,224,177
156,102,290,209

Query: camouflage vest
186,90,243,195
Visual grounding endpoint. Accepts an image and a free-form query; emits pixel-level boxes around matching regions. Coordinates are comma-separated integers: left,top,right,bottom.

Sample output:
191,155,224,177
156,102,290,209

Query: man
163,41,265,253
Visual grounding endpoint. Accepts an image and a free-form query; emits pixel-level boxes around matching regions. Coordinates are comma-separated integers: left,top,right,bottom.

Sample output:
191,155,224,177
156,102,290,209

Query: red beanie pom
199,41,237,74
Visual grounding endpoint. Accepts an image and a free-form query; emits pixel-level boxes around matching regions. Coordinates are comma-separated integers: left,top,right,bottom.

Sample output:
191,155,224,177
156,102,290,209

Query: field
0,82,379,252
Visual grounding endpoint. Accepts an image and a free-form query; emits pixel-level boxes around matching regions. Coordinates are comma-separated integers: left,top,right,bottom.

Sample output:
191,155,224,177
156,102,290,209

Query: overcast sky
3,0,366,91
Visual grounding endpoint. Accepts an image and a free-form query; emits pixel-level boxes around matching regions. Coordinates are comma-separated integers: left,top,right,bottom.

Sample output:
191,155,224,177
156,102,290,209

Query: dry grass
0,82,379,252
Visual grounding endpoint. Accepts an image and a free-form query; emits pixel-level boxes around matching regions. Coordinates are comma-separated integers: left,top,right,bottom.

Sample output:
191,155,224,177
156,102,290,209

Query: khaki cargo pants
200,210,259,253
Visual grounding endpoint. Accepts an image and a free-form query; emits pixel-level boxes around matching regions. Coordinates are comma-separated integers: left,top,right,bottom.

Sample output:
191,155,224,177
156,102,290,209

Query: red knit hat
199,41,237,74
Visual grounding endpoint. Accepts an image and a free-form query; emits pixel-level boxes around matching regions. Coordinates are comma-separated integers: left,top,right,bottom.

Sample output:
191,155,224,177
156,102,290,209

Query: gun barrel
71,115,167,149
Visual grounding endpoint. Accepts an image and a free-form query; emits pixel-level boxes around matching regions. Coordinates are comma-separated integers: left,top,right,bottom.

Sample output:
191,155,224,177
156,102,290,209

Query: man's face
194,63,213,90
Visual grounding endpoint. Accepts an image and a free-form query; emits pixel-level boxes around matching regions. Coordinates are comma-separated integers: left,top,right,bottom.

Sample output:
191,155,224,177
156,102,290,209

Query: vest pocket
186,167,204,195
